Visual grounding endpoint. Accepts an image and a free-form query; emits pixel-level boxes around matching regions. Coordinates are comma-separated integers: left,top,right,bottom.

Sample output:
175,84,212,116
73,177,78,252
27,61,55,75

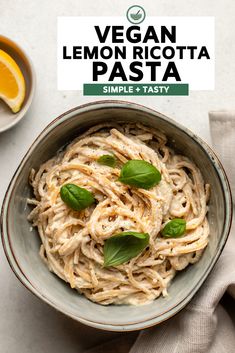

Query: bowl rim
0,34,36,133
1,100,233,331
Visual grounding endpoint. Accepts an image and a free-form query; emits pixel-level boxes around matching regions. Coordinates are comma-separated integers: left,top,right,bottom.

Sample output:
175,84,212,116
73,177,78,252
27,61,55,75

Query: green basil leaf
104,231,149,267
118,160,161,189
161,218,186,238
60,183,95,211
98,154,116,168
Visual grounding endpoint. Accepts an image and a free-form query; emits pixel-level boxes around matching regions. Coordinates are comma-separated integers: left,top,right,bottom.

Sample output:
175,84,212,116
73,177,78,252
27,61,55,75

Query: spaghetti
28,123,210,305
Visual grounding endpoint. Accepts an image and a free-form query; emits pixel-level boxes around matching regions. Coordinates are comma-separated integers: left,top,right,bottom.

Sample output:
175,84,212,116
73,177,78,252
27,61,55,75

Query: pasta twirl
28,123,210,305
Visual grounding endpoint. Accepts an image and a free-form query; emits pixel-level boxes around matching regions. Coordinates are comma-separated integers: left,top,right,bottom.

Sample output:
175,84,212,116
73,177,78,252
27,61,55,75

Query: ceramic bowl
0,35,36,133
1,101,232,331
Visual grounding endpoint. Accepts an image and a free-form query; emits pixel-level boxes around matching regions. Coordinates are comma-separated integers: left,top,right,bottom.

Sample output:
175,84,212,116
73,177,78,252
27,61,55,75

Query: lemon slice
0,49,26,113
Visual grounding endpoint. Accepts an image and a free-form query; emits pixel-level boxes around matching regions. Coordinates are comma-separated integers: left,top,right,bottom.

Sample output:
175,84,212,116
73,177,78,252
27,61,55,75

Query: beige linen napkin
85,111,235,353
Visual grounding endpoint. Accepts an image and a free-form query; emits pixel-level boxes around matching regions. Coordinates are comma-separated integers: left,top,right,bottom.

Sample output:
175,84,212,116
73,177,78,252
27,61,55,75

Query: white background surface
0,1,234,352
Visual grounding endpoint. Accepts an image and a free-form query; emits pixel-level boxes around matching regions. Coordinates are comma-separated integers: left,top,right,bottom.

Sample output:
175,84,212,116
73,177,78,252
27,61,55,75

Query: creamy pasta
28,123,210,305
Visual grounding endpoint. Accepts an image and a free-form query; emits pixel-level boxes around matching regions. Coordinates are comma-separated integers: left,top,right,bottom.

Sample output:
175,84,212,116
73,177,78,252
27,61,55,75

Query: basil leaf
118,160,161,189
161,219,186,238
104,231,149,267
98,154,116,168
60,183,95,211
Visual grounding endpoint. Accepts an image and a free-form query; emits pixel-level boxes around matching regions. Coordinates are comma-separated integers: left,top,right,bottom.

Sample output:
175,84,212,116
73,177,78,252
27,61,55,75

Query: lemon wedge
0,49,26,113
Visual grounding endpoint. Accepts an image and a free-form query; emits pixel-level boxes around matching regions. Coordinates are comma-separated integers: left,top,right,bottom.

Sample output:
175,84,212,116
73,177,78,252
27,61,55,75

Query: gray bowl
1,101,233,331
0,35,36,133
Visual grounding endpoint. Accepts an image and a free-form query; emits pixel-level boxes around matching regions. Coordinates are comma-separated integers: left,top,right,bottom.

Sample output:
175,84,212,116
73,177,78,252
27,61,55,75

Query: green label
83,83,188,96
